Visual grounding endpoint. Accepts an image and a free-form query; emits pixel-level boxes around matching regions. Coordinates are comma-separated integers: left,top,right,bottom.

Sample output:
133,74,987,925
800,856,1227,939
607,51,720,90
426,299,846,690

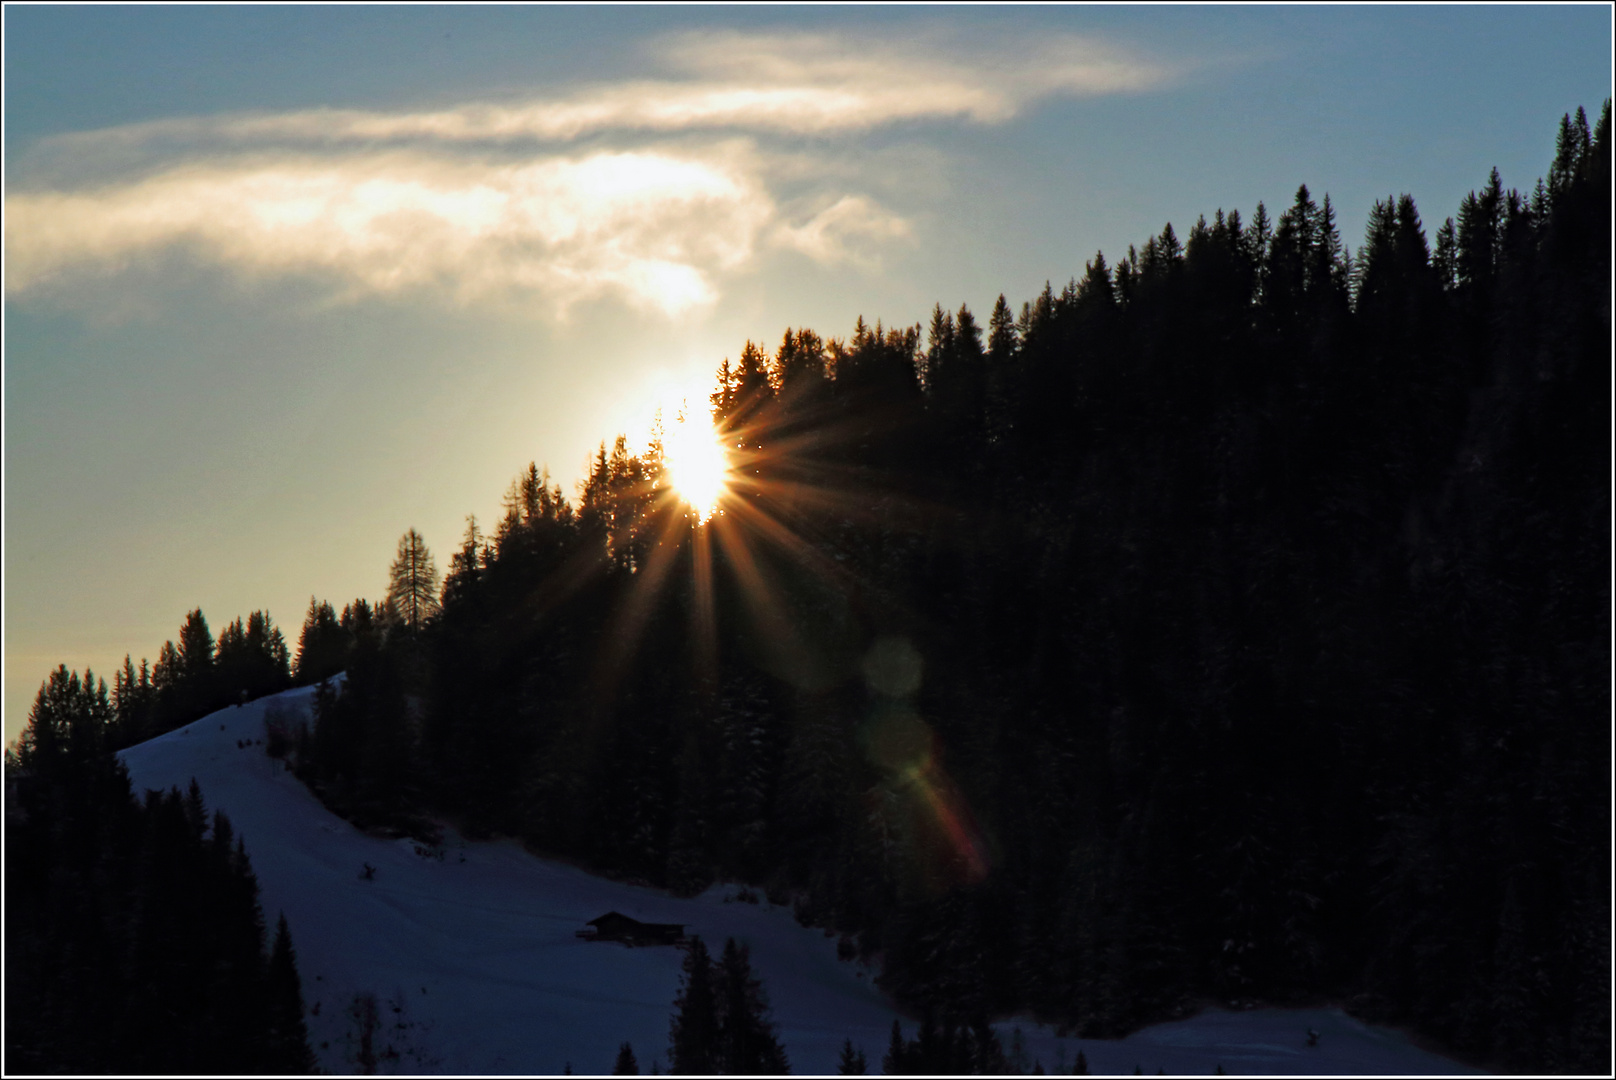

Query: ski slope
118,685,1479,1076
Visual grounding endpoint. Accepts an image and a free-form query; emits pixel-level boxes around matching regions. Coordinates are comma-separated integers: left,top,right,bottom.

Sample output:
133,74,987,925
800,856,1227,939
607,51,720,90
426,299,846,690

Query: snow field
118,686,1477,1076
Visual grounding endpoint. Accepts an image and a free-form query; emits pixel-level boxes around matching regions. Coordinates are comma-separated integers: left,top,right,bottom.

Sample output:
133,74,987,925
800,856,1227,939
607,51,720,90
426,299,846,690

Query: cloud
773,195,913,266
4,30,1168,314
6,148,775,316
33,30,1167,153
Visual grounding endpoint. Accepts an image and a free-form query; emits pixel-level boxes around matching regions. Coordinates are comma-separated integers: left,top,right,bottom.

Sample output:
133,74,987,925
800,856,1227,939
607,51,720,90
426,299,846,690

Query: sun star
664,414,731,521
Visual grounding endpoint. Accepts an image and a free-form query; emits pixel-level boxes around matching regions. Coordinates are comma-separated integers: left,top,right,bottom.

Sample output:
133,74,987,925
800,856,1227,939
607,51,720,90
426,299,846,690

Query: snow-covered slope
118,686,1478,1076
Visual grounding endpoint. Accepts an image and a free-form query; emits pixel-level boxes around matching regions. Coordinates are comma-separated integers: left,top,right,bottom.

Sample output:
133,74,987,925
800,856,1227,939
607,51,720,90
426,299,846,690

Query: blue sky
4,5,1611,743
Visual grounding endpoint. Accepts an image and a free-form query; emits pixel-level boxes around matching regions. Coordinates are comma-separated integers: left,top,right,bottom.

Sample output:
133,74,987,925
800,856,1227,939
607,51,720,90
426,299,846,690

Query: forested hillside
14,102,1609,1074
5,671,315,1072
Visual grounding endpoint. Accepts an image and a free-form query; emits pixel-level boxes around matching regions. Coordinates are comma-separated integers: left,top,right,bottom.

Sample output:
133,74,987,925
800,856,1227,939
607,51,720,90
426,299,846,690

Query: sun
663,410,731,521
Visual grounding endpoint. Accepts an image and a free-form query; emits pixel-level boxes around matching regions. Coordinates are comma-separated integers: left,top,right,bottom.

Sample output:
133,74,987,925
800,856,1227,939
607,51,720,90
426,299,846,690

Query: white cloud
773,195,913,267
3,30,1168,314
32,31,1166,153
6,149,773,316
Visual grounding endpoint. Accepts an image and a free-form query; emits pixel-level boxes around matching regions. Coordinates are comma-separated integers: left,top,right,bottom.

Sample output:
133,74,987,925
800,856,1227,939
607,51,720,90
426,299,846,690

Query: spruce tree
883,1019,908,1075
914,1008,941,1075
615,1041,640,1075
668,936,718,1074
267,912,317,1073
216,617,250,702
443,515,485,607
172,608,217,717
176,609,215,685
716,937,788,1074
245,610,292,693
986,293,1020,445
293,597,347,684
839,1037,868,1074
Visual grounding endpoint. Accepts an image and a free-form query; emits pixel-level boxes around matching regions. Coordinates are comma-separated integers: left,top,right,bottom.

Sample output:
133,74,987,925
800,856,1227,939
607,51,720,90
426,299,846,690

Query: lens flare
665,414,731,521
579,345,996,893
862,703,991,887
906,762,991,885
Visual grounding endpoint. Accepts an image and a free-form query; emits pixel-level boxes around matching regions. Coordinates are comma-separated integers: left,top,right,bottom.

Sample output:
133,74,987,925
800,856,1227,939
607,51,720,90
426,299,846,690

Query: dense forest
5,671,315,1072
8,103,1609,1074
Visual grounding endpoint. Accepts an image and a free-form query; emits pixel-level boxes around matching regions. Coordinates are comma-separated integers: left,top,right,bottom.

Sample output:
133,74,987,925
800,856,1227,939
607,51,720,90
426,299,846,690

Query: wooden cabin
576,911,687,946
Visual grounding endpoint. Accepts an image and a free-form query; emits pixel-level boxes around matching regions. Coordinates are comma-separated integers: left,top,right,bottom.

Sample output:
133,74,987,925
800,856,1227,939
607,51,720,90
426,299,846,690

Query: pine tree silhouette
668,937,718,1074
838,1037,868,1074
388,528,441,633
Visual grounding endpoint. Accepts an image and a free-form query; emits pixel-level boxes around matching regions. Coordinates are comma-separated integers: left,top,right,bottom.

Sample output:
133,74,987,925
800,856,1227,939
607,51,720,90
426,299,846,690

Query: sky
4,5,1611,747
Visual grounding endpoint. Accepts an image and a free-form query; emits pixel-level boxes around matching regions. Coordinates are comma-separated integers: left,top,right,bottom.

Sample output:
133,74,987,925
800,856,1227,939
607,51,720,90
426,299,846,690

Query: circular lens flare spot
665,416,731,521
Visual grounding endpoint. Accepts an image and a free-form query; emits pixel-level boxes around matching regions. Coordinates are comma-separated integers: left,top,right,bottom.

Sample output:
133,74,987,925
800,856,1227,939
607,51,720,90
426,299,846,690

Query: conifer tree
174,608,217,715
176,608,215,684
954,304,983,357
615,1042,640,1075
731,340,775,427
113,654,152,745
669,936,718,1074
267,912,317,1073
6,712,312,1075
986,293,1021,444
293,597,347,684
443,515,485,607
151,639,181,719
1078,251,1114,308
839,1037,868,1074
988,293,1019,361
883,1019,908,1076
774,327,829,415
1433,217,1459,290
388,528,440,633
216,616,250,695
1245,200,1272,298
709,358,735,426
246,610,292,691
716,937,789,1074
15,665,89,771
972,1019,1007,1075
1549,108,1592,202
941,302,986,439
924,304,954,396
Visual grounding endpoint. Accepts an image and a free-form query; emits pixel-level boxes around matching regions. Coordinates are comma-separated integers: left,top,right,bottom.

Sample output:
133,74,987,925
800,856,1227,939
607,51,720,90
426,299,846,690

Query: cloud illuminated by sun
3,149,771,316
3,29,1171,315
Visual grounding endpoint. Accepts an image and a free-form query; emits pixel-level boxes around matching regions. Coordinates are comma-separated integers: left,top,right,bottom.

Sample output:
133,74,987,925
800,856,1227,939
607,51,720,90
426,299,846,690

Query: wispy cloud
4,30,1168,314
7,148,781,315
36,31,1167,150
773,195,914,267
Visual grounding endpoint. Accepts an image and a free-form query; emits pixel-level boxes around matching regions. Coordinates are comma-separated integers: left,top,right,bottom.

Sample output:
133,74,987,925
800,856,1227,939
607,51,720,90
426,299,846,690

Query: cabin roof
585,911,685,931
